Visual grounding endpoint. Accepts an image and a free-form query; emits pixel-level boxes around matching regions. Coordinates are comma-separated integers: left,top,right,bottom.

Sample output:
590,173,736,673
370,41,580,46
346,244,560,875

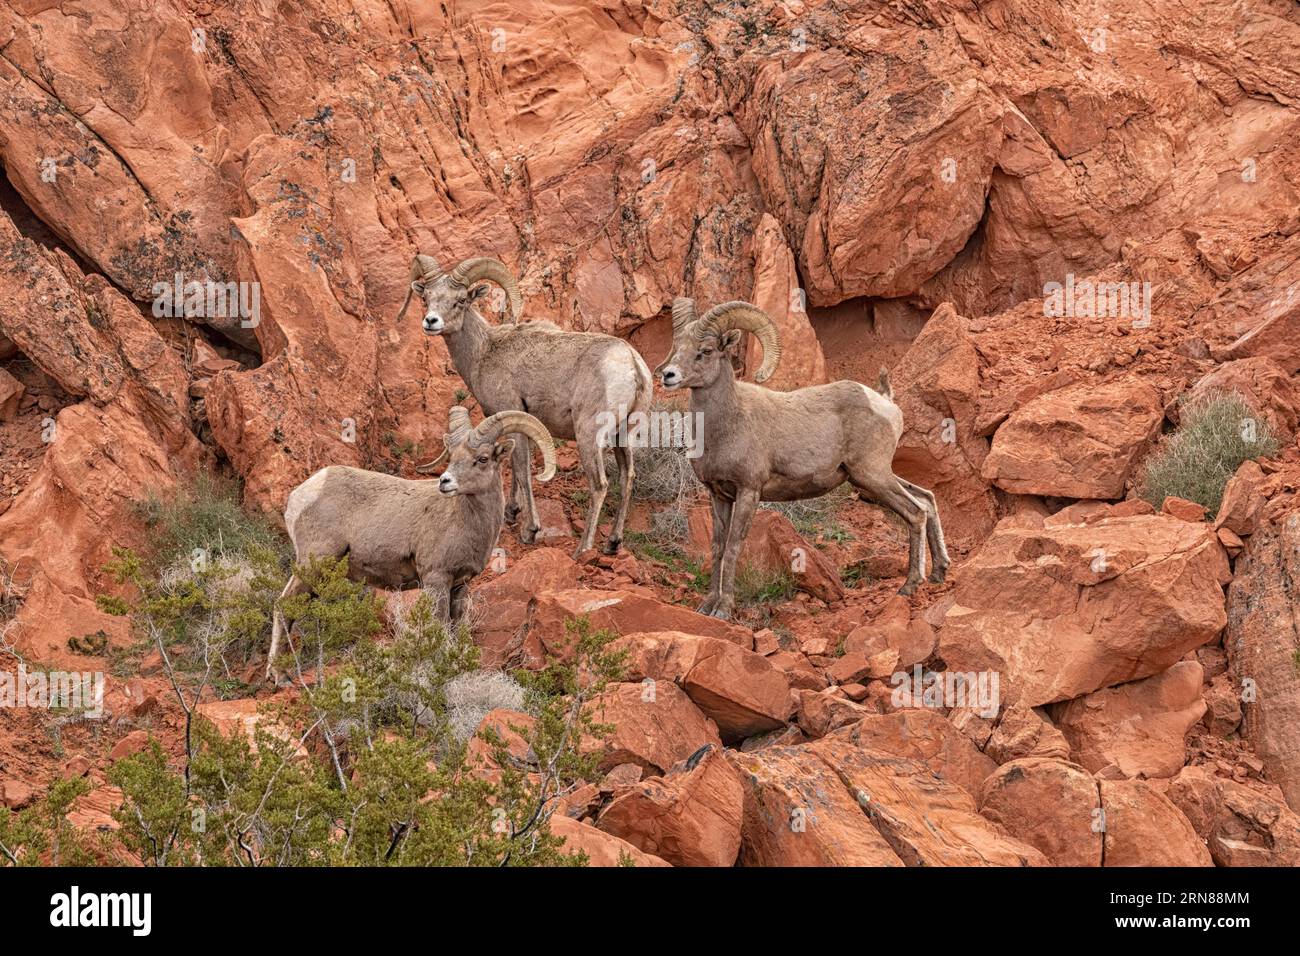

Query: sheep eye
702,348,713,356
477,456,489,465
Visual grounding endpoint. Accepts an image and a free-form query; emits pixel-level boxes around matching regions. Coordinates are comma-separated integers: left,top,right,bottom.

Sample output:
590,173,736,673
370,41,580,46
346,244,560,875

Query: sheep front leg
711,487,759,621
509,438,541,544
697,494,732,616
419,572,453,623
449,582,470,626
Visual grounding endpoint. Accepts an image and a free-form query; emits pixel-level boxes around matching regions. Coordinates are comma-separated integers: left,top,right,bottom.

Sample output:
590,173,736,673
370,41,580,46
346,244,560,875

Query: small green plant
840,560,873,589
0,777,97,866
1140,391,1278,517
761,485,854,541
133,473,287,574
735,565,796,607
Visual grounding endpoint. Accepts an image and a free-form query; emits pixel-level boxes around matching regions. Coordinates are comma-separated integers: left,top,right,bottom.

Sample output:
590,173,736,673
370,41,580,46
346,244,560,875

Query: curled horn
654,297,697,377
696,300,783,383
416,405,470,474
448,257,523,323
396,254,443,321
471,410,556,481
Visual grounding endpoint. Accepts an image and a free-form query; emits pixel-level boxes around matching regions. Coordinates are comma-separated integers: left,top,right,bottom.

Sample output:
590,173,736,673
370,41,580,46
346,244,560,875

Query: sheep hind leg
898,477,950,583
267,572,308,685
573,437,609,557
853,475,928,595
603,445,635,555
509,438,540,544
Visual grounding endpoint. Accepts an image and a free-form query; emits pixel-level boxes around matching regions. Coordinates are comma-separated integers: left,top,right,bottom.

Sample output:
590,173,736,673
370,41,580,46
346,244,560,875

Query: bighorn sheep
267,407,555,681
655,297,949,619
397,253,652,556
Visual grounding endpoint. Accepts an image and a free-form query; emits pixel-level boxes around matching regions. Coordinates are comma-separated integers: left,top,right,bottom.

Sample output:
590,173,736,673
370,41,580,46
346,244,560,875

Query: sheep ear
492,438,516,461
721,328,745,354
469,284,491,301
410,280,426,295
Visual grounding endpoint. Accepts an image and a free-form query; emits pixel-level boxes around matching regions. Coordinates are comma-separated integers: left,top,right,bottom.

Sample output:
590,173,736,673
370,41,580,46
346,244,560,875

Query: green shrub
1140,391,1278,517
761,485,854,542
735,565,796,607
134,472,287,574
95,603,626,866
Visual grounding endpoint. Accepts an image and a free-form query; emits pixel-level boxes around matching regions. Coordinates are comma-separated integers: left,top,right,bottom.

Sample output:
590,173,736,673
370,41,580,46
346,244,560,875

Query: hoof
696,599,717,616
928,567,948,584
504,503,521,524
519,525,539,545
709,607,734,621
897,582,919,597
601,537,622,556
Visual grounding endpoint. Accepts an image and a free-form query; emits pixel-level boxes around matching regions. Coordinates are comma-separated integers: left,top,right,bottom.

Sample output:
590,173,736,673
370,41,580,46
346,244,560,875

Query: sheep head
396,254,523,333
435,407,556,497
655,298,782,389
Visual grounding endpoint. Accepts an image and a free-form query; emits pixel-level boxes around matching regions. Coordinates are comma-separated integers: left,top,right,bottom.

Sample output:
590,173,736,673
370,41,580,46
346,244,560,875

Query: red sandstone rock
981,379,1164,499
582,681,721,776
985,706,1072,764
1161,496,1208,522
596,745,743,867
548,814,670,868
938,514,1231,707
979,758,1104,866
725,746,904,867
810,741,1046,866
1215,460,1266,536
1225,516,1300,812
1050,662,1206,779
824,709,998,799
686,508,844,604
1098,778,1212,867
615,631,791,742
524,588,754,664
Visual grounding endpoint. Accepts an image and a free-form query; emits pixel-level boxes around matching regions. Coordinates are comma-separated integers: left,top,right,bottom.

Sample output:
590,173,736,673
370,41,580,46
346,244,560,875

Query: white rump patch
859,383,904,439
284,467,331,550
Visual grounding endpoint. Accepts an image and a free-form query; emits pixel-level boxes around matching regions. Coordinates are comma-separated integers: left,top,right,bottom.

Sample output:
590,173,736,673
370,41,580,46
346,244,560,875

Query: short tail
877,368,893,400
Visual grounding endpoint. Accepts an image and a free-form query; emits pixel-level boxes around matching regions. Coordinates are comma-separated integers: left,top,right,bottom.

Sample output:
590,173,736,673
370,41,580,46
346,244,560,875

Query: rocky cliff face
2,0,1300,866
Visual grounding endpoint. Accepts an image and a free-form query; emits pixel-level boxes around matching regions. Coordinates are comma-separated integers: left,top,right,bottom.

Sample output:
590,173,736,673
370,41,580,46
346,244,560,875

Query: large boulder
469,548,579,668
1166,767,1300,867
582,681,721,776
810,741,1046,866
1050,661,1206,779
979,758,1104,866
596,744,743,867
1226,514,1300,812
524,588,754,663
980,379,1164,499
725,745,904,867
824,709,998,800
1098,779,1212,867
615,631,791,743
939,514,1231,707
548,814,671,867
